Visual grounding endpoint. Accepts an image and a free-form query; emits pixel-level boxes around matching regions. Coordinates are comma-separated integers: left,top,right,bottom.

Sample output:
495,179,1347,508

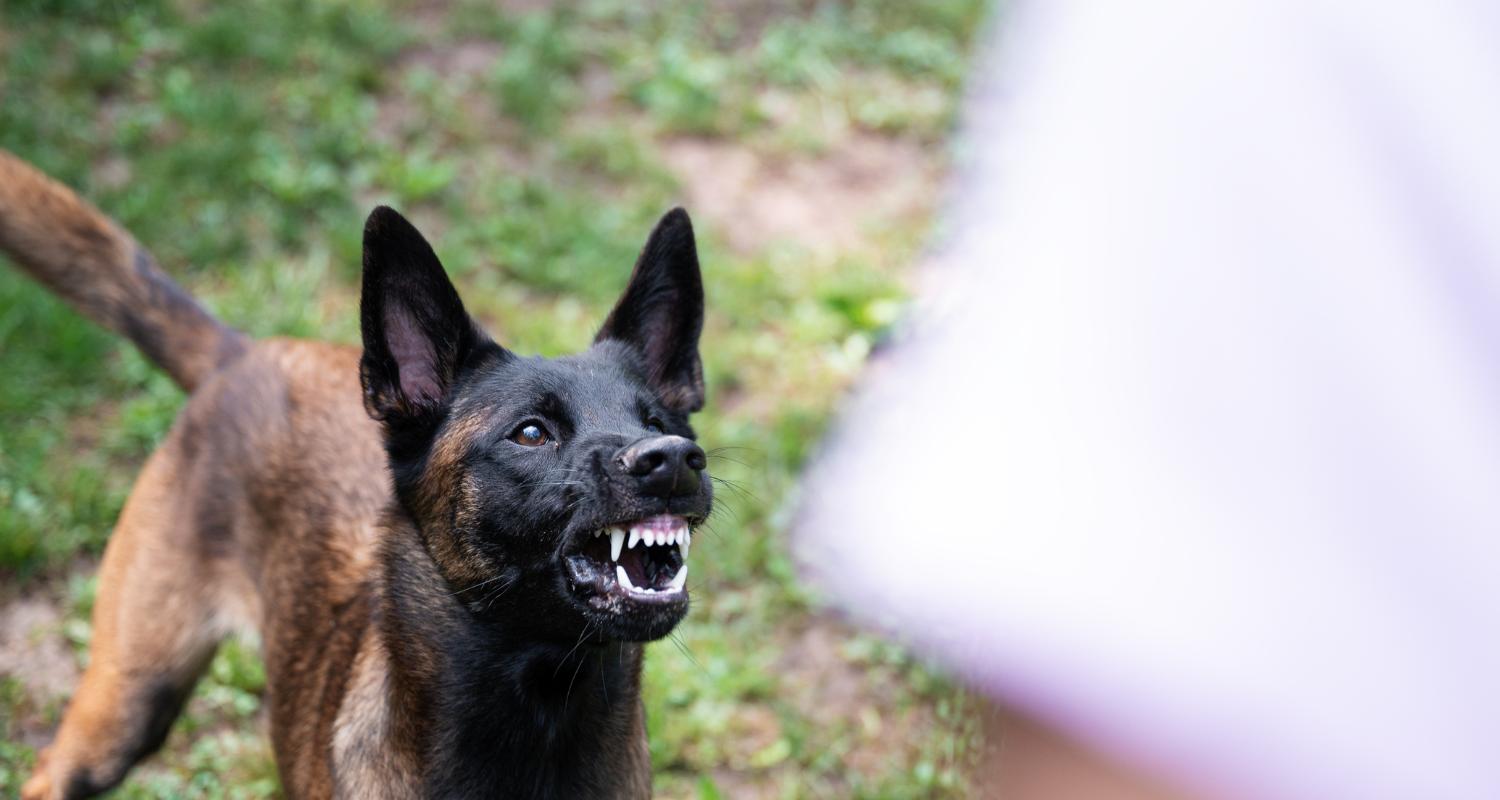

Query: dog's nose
617,435,706,498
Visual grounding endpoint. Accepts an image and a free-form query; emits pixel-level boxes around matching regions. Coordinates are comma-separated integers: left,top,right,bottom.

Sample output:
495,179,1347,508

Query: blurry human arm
983,706,1195,800
795,1,1500,798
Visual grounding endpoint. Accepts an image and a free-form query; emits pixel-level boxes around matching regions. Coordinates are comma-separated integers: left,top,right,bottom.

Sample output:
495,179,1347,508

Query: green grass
0,0,991,795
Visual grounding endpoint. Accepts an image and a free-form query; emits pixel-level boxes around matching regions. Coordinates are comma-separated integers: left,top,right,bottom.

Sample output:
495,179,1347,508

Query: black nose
617,435,706,498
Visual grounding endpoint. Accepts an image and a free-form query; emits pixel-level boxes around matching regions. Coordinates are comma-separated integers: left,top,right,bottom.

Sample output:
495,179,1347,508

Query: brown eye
645,417,664,435
511,422,550,447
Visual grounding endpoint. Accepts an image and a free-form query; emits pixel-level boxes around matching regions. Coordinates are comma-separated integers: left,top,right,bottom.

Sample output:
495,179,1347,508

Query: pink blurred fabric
793,2,1500,798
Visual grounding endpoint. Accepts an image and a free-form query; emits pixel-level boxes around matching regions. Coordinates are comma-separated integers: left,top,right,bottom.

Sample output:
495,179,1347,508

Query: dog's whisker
697,517,731,539
479,576,519,611
701,503,742,526
709,476,757,502
554,620,597,679
704,445,762,457
668,631,710,678
598,650,611,711
540,467,593,479
705,453,753,468
562,645,590,716
448,572,508,597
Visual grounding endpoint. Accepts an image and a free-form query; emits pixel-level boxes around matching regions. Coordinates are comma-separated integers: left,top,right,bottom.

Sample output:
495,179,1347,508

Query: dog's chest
420,647,652,798
325,629,652,798
328,636,421,799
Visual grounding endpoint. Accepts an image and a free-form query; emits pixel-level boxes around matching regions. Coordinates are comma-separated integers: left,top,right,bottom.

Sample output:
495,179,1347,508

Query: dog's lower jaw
362,519,653,799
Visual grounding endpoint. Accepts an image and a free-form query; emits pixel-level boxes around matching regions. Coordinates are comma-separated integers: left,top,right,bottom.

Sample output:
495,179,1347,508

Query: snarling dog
0,149,711,799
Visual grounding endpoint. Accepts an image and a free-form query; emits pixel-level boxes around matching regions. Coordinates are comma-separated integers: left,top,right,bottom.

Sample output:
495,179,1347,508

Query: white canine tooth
610,528,625,561
669,564,688,592
628,528,642,549
681,530,691,560
616,565,635,591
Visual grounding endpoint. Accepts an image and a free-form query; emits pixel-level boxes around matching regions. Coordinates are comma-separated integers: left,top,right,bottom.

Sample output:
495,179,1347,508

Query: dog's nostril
629,450,666,477
686,451,706,471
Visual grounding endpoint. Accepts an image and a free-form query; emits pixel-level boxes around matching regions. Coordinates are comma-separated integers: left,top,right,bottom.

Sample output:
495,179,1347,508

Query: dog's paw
20,749,58,800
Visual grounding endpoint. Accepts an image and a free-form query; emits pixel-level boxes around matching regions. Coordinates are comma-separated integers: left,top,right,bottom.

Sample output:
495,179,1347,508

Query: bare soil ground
0,583,79,748
661,133,942,258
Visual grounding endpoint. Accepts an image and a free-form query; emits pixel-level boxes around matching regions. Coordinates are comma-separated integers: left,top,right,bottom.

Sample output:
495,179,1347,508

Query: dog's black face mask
358,206,710,642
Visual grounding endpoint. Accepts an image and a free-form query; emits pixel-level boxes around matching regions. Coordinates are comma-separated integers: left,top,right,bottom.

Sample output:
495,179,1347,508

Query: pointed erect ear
595,208,706,414
359,206,488,427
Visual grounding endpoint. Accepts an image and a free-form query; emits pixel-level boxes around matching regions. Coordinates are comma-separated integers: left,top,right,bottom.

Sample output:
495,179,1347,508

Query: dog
0,149,712,798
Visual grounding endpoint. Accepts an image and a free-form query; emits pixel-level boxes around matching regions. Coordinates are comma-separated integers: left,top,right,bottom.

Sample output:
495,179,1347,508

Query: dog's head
359,206,710,643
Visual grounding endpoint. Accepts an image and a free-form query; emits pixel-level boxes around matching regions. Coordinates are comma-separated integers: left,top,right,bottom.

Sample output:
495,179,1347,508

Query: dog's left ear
595,208,705,413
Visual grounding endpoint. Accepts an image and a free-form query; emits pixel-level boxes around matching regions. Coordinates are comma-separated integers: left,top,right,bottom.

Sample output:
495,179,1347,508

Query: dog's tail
0,149,248,392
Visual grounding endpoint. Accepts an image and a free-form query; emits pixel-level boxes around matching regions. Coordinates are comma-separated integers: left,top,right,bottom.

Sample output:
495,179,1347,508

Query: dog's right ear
359,206,490,428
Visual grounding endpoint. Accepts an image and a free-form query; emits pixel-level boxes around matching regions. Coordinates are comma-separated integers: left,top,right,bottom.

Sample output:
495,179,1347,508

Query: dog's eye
510,422,551,447
645,417,664,435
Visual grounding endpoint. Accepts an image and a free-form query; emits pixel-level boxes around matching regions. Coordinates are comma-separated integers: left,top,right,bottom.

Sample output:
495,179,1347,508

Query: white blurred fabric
793,2,1500,798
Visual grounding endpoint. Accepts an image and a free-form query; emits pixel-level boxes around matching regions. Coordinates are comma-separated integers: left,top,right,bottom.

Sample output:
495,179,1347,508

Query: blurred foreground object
795,1,1500,798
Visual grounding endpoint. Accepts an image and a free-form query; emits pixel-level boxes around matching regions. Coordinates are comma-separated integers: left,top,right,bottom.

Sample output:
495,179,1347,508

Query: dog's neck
376,518,651,798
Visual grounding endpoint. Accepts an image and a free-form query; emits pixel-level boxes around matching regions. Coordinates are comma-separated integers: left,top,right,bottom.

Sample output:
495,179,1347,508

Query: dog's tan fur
2,152,656,797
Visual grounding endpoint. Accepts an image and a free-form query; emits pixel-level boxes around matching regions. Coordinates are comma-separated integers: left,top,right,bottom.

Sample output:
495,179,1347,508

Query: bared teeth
615,563,688,596
614,521,694,554
603,519,694,597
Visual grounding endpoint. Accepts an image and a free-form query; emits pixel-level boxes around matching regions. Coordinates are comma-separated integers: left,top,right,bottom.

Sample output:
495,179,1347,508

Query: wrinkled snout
616,435,706,498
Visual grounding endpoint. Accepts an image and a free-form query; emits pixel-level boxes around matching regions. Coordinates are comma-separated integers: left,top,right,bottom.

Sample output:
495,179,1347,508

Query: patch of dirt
400,0,555,39
706,612,955,798
660,133,943,257
713,0,819,48
373,40,504,147
0,583,80,746
779,613,944,773
395,39,503,79
61,397,124,459
722,703,784,768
